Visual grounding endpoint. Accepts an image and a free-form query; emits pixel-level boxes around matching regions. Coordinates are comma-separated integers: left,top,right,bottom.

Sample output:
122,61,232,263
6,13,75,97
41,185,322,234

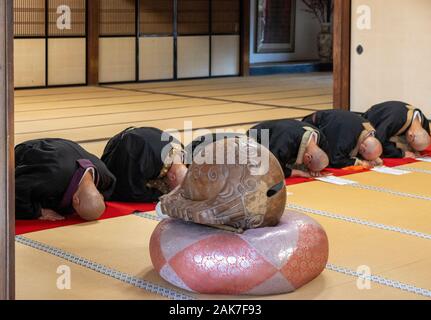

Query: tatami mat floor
15,73,431,300
16,162,431,300
15,73,333,156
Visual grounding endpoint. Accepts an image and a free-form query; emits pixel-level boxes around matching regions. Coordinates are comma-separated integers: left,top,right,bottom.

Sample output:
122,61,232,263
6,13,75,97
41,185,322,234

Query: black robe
185,132,245,163
363,101,431,158
303,110,375,168
102,127,182,203
248,120,328,177
15,138,116,220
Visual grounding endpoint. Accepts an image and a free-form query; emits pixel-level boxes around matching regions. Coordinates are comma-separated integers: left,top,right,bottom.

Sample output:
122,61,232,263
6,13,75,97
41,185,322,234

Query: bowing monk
363,101,431,158
102,127,187,203
303,110,383,169
248,119,329,178
15,138,116,221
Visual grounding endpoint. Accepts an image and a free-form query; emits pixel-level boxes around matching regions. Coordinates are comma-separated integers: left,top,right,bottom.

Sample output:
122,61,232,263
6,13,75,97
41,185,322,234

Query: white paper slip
371,166,411,176
315,176,358,186
417,157,431,163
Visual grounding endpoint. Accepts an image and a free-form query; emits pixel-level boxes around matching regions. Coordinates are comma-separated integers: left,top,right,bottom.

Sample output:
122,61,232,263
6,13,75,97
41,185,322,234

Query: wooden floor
14,73,333,155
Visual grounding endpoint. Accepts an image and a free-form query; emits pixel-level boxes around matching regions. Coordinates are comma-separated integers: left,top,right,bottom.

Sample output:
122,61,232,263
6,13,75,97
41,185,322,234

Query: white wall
250,0,322,64
350,0,431,116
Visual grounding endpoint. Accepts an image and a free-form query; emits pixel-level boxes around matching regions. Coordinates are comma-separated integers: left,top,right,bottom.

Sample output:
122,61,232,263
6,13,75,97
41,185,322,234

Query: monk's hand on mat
404,151,417,159
292,169,312,178
39,209,65,221
357,160,373,169
309,171,330,178
370,158,384,167
294,170,328,178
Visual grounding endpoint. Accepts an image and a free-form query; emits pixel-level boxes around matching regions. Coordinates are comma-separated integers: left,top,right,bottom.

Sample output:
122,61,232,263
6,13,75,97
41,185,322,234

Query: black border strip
15,103,315,136
98,73,331,92
15,96,189,113
15,91,153,106
16,100,229,122
213,86,331,98
16,87,329,109
102,85,328,112
16,105,292,135
75,116,305,145
16,98,324,123
16,97,189,113
143,82,330,95
14,87,111,98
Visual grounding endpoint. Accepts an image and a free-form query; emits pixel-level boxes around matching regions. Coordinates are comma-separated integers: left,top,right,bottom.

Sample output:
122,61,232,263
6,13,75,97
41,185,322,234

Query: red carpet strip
15,151,429,235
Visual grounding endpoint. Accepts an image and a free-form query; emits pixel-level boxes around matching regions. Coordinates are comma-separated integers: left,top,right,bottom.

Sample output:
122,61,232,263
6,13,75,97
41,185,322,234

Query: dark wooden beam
333,0,351,110
240,0,250,76
87,0,100,85
0,0,15,300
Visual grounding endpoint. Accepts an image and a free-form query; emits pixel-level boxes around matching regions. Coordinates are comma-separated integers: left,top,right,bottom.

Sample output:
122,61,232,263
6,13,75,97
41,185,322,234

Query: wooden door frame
87,0,100,85
0,0,15,301
333,0,351,110
240,0,250,76
241,0,352,109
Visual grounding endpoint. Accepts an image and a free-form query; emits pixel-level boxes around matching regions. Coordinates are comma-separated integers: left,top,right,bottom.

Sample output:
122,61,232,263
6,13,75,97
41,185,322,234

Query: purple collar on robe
59,159,97,212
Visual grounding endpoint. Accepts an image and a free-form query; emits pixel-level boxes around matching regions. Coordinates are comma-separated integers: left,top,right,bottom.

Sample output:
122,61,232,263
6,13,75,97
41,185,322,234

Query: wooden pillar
333,0,351,110
87,0,100,85
240,0,250,76
0,0,15,301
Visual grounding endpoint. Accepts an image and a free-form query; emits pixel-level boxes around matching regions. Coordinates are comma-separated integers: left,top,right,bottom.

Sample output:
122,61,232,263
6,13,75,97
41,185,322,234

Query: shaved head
407,127,431,152
166,163,188,191
360,136,383,161
73,175,105,221
304,141,329,172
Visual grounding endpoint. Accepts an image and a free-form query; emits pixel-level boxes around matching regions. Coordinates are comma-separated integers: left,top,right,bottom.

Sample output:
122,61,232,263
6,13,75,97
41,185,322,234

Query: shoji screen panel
139,37,174,81
48,38,86,85
99,37,136,83
14,39,46,87
13,0,46,87
140,0,173,35
14,0,45,36
99,0,136,83
47,0,86,85
47,0,86,36
211,0,240,76
211,0,240,34
139,0,174,81
177,36,210,78
100,0,136,36
14,0,87,87
211,35,239,76
177,0,210,79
